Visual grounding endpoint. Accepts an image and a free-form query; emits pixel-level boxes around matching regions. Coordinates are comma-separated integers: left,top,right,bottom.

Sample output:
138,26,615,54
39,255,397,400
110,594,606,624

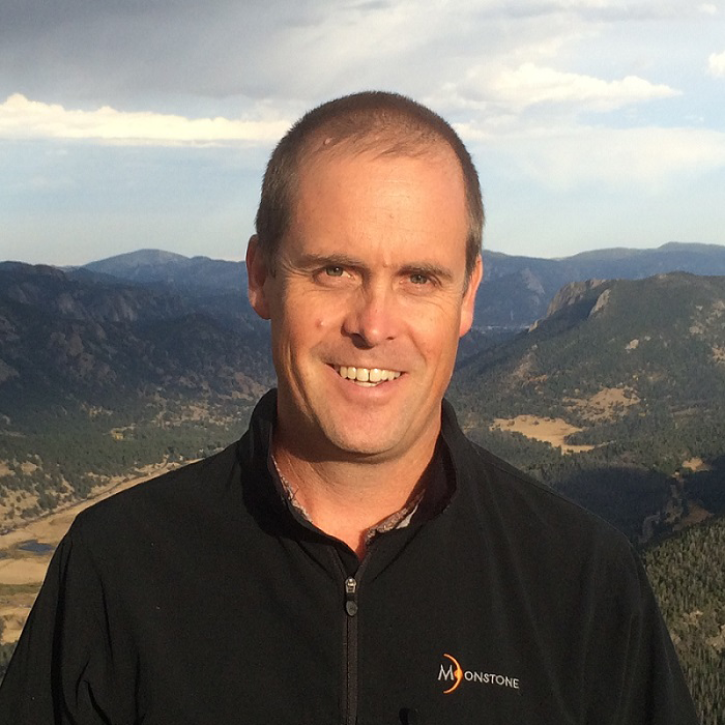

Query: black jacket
0,391,698,724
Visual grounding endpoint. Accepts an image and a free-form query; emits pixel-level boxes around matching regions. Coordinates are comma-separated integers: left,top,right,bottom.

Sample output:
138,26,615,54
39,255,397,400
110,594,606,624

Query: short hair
254,91,484,283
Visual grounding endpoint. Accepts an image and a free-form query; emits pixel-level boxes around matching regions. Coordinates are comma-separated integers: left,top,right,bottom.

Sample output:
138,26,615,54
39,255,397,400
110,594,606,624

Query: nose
342,283,399,348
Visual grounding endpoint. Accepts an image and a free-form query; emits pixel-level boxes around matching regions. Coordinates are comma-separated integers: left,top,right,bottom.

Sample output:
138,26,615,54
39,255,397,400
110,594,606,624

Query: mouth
333,365,402,387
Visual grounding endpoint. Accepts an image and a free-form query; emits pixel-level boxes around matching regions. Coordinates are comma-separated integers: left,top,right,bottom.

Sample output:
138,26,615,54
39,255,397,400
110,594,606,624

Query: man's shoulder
71,440,243,540
463,438,558,501
455,434,635,554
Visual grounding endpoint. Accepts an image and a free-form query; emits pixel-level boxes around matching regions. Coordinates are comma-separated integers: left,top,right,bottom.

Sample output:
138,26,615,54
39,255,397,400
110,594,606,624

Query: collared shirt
271,439,453,546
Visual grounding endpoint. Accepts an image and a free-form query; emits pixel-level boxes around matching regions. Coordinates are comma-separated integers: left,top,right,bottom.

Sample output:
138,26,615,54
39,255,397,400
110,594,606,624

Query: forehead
295,131,464,197
286,144,468,265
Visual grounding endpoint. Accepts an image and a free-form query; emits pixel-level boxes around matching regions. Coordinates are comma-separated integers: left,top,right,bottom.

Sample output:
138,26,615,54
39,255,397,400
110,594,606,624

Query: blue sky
1,0,724,266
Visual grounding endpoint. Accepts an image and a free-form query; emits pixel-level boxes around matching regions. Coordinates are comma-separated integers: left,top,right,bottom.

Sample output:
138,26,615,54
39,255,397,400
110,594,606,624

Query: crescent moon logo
442,653,464,694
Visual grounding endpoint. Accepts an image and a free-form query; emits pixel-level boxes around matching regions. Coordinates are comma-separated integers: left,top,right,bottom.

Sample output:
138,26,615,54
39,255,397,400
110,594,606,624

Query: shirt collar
270,438,453,546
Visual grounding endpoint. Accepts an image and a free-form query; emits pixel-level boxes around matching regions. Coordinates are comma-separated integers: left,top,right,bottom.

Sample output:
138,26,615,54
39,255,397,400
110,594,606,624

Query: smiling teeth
337,366,401,383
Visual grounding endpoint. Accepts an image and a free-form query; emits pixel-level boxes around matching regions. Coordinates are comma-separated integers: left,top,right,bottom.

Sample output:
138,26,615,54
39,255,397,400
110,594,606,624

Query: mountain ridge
47,241,725,333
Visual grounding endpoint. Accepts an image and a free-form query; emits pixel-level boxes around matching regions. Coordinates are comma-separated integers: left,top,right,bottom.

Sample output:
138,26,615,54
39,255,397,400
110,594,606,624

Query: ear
246,235,271,320
458,255,483,338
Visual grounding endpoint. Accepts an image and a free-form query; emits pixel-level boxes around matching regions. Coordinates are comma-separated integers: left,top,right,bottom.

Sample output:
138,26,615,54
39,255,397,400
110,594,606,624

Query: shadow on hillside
684,454,725,517
550,464,674,543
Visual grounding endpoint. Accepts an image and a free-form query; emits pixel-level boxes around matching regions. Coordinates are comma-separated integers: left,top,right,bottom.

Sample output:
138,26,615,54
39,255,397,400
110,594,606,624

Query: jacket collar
238,389,461,547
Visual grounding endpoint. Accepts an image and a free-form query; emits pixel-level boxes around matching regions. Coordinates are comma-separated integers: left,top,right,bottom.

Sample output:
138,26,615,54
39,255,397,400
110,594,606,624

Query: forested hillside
0,262,273,524
451,273,725,540
644,516,725,725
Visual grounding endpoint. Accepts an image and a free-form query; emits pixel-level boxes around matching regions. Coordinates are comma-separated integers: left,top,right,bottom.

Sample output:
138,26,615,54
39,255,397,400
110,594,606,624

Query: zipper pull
344,577,358,616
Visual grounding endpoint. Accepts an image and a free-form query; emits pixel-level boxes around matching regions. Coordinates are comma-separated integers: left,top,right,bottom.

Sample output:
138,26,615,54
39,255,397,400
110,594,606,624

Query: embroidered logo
438,653,521,694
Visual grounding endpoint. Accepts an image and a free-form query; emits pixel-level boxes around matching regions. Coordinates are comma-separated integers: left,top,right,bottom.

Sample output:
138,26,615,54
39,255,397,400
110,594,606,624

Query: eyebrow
295,252,365,270
294,253,455,282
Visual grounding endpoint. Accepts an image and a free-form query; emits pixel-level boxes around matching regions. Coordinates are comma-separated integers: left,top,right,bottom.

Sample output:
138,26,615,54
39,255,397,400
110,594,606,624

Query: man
0,92,698,724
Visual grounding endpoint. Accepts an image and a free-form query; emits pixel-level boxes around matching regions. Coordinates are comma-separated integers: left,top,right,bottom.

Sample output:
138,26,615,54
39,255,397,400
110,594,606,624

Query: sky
1,0,724,266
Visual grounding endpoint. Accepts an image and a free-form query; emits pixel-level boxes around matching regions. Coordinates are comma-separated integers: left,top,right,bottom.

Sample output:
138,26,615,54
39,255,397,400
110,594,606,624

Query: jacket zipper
343,576,359,725
339,550,372,725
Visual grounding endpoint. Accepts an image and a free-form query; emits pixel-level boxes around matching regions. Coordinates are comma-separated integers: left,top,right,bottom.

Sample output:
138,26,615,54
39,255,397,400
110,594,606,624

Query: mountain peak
84,249,190,274
545,279,608,318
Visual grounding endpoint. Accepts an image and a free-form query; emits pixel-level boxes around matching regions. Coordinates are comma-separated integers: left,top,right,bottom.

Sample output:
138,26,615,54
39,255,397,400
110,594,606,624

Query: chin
322,425,407,459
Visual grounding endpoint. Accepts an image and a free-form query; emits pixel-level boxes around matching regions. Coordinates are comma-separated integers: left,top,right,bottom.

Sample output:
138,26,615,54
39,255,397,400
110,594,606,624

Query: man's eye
325,266,344,277
410,273,430,285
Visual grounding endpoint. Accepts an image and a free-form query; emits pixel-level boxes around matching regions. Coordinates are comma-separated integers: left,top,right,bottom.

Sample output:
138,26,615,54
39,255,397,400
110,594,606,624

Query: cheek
277,310,330,357
414,306,462,347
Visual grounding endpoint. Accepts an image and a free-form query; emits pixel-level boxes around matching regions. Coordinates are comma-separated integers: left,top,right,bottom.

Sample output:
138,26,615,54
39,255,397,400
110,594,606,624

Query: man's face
247,145,482,463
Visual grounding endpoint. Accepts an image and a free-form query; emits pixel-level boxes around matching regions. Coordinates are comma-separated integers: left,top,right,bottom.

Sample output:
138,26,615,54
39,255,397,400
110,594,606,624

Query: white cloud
708,51,725,77
699,3,718,14
490,63,680,112
482,125,725,189
435,63,680,118
0,94,290,145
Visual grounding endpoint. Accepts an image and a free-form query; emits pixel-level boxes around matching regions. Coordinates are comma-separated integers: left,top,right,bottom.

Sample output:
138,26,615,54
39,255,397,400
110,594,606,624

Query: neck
272,435,437,557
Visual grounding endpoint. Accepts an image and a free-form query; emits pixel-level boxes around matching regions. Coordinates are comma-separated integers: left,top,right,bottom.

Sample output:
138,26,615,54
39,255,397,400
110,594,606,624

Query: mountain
82,248,189,273
81,248,249,292
0,262,274,522
457,271,725,423
0,261,274,402
475,242,725,330
75,251,266,341
451,272,725,540
75,243,725,334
